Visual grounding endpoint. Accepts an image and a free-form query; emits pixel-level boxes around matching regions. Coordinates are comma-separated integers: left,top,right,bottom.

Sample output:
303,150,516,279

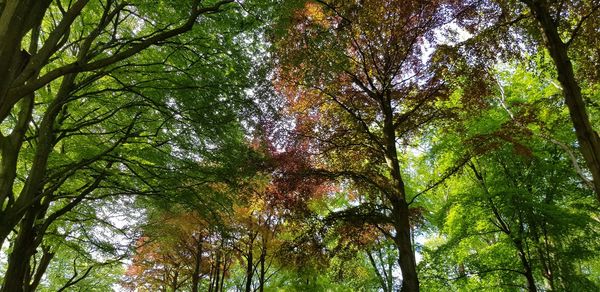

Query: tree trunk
1,208,42,292
386,249,394,292
208,264,215,292
213,253,221,292
392,200,419,292
245,243,254,292
515,239,537,292
192,238,203,292
259,237,267,292
220,259,228,292
523,0,600,199
381,97,419,292
530,221,555,291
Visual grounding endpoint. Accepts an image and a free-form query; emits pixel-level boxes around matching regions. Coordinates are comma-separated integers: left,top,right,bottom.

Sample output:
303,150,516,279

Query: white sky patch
420,22,474,65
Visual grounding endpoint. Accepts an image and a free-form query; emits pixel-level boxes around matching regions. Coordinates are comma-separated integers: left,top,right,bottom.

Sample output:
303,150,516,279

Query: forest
0,0,599,291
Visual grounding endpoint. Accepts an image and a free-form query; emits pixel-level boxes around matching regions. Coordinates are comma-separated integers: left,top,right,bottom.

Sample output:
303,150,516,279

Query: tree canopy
0,0,599,291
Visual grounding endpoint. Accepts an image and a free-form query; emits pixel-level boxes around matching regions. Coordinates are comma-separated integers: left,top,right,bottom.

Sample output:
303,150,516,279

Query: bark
213,252,221,292
219,259,228,292
515,238,537,292
0,67,74,247
539,227,555,290
385,249,394,291
0,0,51,104
0,9,49,247
191,237,203,292
245,241,254,292
392,201,419,292
0,74,75,259
381,97,419,292
208,264,215,292
523,0,600,199
1,159,109,290
537,243,555,290
1,205,46,292
258,237,267,292
530,221,555,290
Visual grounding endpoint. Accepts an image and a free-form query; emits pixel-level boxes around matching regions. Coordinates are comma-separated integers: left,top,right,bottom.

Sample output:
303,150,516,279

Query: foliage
1,0,599,291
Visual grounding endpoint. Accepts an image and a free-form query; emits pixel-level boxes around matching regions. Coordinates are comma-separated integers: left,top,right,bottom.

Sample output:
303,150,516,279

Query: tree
123,212,215,292
520,0,600,198
0,1,261,290
2,0,600,290
0,0,234,251
420,64,600,291
458,0,600,198
274,1,471,290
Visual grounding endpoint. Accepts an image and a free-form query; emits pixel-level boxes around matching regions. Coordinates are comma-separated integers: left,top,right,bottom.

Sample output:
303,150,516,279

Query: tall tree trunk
245,242,254,292
208,264,215,292
213,253,221,292
259,237,267,292
523,0,600,199
220,259,228,292
471,163,538,290
539,227,555,291
0,76,75,289
537,245,554,291
515,238,537,292
1,206,43,292
530,221,555,291
192,238,203,292
391,202,419,292
381,97,419,292
0,20,40,249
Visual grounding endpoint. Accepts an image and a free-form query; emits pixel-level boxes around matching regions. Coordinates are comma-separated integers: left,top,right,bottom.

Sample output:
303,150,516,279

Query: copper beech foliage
123,136,334,291
123,213,219,291
273,1,482,290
